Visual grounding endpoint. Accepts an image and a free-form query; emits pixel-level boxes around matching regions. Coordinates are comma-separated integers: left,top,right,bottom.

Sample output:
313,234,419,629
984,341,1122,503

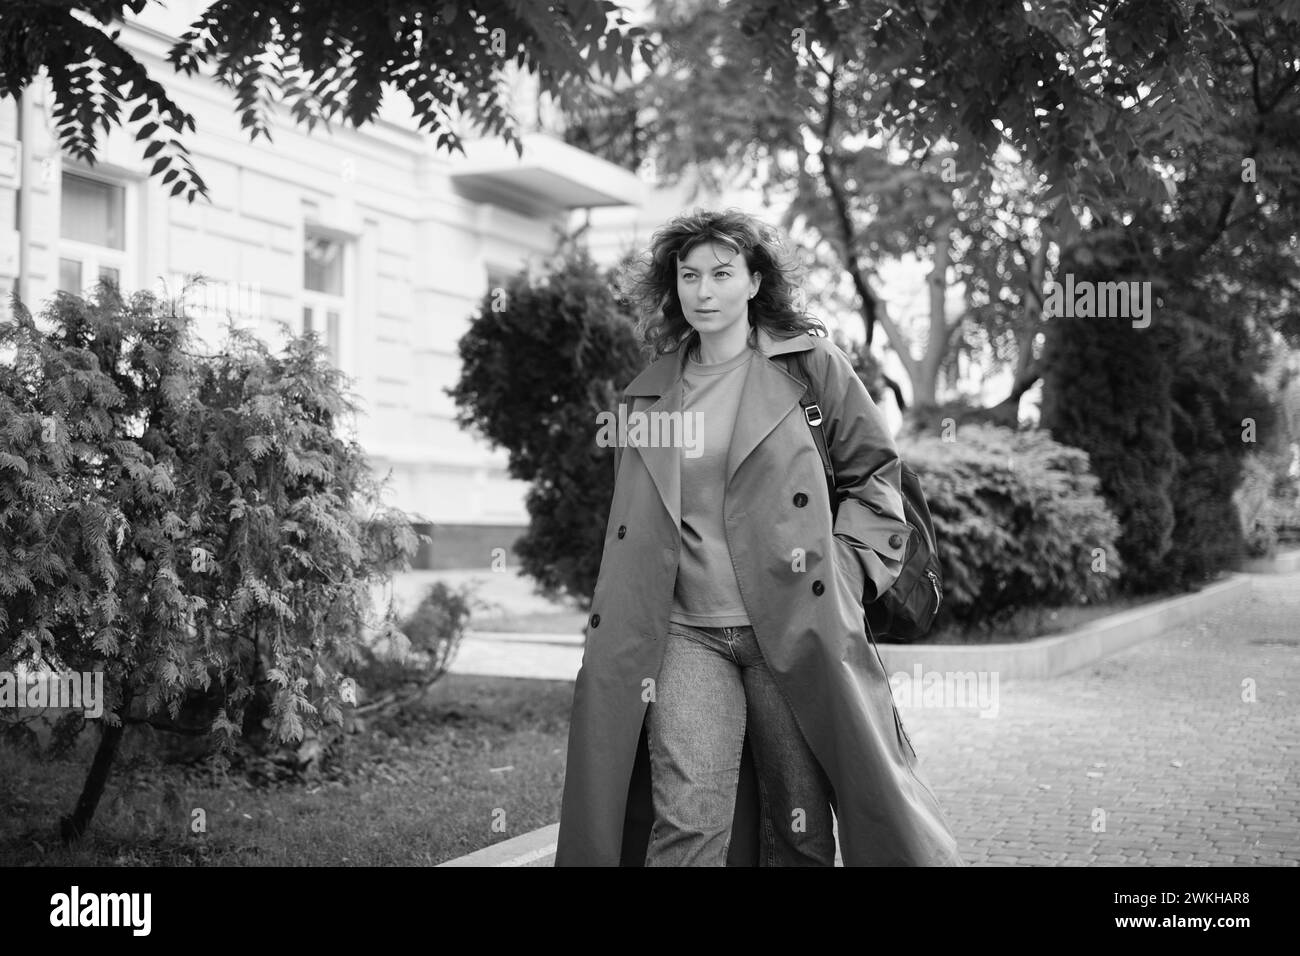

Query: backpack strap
787,350,837,512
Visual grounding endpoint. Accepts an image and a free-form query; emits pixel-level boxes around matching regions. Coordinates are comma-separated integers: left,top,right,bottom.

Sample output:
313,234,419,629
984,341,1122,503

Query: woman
555,209,962,866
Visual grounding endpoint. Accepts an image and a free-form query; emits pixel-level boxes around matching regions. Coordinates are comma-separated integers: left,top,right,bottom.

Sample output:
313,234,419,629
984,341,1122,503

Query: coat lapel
621,328,814,529
724,344,807,491
626,376,685,529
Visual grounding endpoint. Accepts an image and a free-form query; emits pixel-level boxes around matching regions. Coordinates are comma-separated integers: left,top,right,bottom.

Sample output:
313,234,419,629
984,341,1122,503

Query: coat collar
620,326,816,529
624,325,814,397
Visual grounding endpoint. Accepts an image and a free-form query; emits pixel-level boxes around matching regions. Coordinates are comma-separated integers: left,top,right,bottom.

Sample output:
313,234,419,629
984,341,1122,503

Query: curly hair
620,208,826,360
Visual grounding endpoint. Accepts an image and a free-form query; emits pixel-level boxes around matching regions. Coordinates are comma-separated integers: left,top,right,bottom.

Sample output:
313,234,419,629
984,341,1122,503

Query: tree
561,0,1300,597
791,140,1058,423
0,0,650,201
1039,242,1181,594
563,0,1297,423
1042,1,1300,590
0,283,416,840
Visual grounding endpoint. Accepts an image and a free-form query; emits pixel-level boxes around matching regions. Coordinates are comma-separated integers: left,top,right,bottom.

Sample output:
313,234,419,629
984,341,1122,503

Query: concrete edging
876,573,1254,680
437,824,558,867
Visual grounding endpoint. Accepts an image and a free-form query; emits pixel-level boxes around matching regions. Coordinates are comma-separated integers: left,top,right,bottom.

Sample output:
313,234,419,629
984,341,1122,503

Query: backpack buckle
803,403,823,427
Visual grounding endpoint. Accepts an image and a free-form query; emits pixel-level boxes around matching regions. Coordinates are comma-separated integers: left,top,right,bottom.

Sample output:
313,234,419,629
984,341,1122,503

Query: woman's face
675,241,761,340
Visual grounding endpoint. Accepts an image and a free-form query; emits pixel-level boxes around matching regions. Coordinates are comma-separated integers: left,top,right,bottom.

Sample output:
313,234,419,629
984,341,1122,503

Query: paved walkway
451,629,583,681
443,571,1300,865
910,572,1300,865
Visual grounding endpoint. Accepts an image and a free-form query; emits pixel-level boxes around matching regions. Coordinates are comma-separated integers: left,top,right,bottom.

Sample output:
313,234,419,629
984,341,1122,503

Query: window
302,231,348,366
58,171,129,294
61,174,124,249
301,305,340,360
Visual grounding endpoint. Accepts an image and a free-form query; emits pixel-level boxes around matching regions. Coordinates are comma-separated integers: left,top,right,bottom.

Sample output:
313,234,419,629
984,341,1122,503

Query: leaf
149,465,176,494
0,452,29,475
244,435,272,459
279,710,305,743
92,628,120,655
211,710,239,741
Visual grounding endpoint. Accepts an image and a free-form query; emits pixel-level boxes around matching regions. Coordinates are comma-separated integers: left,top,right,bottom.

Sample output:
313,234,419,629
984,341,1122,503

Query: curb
1238,547,1300,575
437,824,558,867
876,573,1254,680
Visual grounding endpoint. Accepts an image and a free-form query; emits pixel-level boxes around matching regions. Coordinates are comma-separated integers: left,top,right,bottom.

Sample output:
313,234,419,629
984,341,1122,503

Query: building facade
0,2,645,569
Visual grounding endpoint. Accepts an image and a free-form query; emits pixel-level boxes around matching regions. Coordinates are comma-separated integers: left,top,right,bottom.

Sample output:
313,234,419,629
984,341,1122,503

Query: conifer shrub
0,282,417,839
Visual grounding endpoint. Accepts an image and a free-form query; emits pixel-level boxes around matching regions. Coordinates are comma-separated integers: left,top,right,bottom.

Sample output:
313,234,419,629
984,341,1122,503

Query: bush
1164,306,1277,585
899,424,1122,632
1040,231,1283,592
351,581,477,708
1039,267,1180,594
0,282,417,839
1279,489,1300,543
1234,453,1283,557
1235,448,1300,556
1237,346,1300,552
447,241,642,605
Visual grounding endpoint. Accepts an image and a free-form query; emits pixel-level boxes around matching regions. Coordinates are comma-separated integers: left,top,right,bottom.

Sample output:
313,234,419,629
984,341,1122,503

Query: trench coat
554,326,963,866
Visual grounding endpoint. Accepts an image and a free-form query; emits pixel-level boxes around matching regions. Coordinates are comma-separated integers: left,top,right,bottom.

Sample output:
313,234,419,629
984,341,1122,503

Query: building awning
448,132,645,212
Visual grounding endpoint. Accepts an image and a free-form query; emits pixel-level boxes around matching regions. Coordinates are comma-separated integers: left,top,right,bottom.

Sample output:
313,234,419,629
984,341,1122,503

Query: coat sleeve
812,340,909,604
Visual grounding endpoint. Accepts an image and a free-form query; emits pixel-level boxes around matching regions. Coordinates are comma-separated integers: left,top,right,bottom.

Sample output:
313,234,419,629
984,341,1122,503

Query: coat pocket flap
834,503,910,562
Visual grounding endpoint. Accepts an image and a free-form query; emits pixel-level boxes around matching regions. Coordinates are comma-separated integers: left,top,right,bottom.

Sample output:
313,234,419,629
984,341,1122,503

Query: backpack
784,350,943,643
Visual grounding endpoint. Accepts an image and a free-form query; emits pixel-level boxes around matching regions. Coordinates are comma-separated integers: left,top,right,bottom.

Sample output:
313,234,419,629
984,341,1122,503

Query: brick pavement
904,573,1300,866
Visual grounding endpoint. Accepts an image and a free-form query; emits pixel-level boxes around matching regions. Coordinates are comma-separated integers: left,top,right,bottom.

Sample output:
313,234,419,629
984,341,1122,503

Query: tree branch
1237,35,1264,115
1007,356,1043,404
881,374,908,413
814,68,921,386
818,56,883,352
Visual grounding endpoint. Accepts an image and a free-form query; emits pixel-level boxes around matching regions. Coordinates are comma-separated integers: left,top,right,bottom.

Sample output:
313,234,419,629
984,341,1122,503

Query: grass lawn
0,674,574,867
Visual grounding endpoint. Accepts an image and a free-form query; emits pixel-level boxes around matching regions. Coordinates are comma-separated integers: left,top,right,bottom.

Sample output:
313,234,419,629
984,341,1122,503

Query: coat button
793,492,808,507
590,613,601,628
812,580,824,596
617,525,626,538
889,533,904,550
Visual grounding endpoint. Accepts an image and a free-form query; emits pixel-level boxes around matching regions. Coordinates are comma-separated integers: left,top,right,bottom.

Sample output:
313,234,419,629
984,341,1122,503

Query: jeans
644,621,836,866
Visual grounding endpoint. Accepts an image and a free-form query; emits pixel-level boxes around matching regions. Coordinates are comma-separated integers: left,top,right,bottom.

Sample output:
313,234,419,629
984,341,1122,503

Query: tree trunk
60,686,131,844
